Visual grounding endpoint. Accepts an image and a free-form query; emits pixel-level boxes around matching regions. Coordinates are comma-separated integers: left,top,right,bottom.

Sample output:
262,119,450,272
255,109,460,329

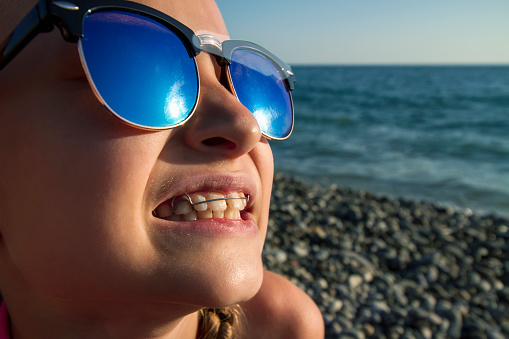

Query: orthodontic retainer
152,193,250,219
171,193,249,213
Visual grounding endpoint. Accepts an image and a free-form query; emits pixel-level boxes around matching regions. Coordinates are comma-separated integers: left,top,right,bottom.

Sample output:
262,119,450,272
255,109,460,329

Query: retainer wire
171,193,250,213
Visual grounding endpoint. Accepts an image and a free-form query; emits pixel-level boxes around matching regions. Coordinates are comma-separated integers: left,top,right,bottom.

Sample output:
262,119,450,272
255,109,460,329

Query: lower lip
152,212,258,237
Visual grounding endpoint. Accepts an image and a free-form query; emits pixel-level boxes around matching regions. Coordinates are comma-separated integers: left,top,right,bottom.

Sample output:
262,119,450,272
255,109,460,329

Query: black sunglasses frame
0,0,295,139
0,0,295,87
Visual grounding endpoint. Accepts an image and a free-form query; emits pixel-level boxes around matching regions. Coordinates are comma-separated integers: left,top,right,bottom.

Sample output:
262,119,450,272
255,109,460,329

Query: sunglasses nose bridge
196,34,230,63
194,34,235,95
197,34,222,49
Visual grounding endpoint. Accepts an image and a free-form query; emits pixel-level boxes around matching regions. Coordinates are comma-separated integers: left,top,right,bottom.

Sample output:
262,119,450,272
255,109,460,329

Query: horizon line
289,62,509,67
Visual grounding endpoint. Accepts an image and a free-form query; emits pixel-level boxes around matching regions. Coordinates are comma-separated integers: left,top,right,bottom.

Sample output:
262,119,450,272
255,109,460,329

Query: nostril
202,137,236,150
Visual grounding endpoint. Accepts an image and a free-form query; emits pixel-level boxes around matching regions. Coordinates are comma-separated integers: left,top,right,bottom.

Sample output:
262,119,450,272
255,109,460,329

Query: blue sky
216,0,509,65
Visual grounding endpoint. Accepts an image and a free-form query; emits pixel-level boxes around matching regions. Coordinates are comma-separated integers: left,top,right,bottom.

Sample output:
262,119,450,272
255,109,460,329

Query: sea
270,65,509,219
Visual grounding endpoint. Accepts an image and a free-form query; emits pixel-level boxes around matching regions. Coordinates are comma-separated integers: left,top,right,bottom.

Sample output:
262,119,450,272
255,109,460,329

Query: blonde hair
197,305,245,339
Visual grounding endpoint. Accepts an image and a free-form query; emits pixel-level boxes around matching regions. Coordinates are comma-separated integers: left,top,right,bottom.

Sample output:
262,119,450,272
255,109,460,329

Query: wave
273,66,509,218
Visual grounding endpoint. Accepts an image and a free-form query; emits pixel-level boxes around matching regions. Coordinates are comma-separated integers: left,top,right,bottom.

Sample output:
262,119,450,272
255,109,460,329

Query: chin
184,244,265,308
169,253,265,309
144,211,267,307
203,261,264,308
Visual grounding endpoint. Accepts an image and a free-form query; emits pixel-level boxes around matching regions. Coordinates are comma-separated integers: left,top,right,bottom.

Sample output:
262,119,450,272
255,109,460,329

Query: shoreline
263,173,509,338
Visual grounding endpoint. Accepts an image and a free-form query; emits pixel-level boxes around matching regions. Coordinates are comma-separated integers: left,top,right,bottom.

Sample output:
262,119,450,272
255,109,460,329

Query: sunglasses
0,0,295,140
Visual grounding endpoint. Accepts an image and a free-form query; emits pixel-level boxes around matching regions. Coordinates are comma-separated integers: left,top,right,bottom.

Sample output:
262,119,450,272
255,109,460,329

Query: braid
197,305,245,339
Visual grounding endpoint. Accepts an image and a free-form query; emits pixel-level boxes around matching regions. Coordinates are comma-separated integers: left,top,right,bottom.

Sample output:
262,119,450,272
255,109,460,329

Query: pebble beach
262,173,509,339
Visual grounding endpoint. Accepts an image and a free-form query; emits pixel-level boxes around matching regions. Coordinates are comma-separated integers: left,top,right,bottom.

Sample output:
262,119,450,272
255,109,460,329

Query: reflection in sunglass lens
228,49,293,139
80,10,199,129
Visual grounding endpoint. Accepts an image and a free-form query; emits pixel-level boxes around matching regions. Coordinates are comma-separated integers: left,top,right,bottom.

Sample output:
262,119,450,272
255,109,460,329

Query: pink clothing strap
0,303,10,339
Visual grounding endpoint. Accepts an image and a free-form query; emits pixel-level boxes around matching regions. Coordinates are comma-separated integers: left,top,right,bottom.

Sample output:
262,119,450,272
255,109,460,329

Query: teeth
227,192,244,209
154,203,172,219
174,200,192,215
191,194,208,211
206,192,227,211
213,210,225,218
183,210,197,221
224,206,235,219
197,209,213,219
154,191,247,221
239,192,247,208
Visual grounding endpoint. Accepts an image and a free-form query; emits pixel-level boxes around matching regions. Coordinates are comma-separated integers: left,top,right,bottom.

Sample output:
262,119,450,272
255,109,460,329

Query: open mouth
153,191,249,221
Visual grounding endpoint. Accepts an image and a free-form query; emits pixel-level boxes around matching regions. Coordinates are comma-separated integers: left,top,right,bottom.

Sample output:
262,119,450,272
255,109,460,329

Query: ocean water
270,66,509,219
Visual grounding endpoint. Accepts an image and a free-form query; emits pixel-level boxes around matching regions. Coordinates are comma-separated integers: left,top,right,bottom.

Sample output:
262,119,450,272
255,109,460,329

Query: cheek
0,137,155,294
251,140,274,243
0,80,167,297
260,143,275,204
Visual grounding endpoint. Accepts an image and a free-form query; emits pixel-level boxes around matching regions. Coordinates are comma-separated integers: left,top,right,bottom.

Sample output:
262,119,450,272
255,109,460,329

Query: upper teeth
153,192,248,221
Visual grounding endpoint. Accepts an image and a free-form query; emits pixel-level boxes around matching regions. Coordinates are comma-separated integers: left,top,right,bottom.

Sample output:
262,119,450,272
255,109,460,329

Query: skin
0,0,324,338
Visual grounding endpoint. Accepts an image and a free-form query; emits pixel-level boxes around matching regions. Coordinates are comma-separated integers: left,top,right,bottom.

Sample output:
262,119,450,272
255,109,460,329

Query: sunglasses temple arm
0,0,52,70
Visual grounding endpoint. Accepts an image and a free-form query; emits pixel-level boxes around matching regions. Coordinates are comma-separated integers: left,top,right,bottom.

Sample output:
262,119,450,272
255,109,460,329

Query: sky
215,0,509,65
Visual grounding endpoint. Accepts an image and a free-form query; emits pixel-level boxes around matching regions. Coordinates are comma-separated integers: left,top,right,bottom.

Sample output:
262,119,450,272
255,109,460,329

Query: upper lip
151,172,257,213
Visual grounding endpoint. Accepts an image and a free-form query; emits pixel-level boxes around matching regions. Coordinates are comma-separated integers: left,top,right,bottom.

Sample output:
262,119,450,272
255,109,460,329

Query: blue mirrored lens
228,49,293,139
80,10,199,129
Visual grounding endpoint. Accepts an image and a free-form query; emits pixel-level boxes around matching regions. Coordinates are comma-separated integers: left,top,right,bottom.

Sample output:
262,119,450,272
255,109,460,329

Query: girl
0,0,324,338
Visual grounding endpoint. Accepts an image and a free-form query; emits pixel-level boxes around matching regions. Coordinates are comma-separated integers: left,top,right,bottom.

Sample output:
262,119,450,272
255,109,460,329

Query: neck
6,296,199,339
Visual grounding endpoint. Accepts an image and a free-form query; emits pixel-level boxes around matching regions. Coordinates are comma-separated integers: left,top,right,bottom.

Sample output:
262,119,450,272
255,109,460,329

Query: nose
179,54,263,159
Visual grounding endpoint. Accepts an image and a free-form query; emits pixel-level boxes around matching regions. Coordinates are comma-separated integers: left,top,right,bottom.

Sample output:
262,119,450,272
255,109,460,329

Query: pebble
263,173,509,338
348,275,363,290
274,250,287,263
293,243,309,257
329,300,344,313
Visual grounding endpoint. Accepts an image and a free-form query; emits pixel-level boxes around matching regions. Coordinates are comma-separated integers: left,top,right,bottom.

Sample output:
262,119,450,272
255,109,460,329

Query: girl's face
0,0,273,310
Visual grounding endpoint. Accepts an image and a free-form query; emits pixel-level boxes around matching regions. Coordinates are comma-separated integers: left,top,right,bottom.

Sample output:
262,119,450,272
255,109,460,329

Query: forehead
137,0,228,35
0,0,229,41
